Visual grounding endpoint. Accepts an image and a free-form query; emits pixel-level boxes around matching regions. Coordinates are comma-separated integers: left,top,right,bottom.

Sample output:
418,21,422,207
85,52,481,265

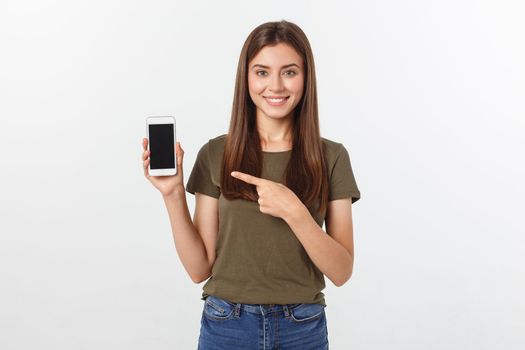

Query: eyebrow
251,63,301,70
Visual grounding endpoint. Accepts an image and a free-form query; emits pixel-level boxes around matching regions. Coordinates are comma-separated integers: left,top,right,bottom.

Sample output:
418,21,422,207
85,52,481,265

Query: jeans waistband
206,295,302,316
238,303,301,315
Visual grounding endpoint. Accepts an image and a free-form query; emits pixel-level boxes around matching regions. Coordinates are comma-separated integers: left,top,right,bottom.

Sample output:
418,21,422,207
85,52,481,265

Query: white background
1,0,524,349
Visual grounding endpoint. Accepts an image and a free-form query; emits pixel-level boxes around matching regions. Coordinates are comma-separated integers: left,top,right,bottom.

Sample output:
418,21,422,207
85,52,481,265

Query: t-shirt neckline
262,149,292,154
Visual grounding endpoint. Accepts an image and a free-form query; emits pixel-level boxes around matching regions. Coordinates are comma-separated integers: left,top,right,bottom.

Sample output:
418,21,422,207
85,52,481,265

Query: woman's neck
256,115,294,151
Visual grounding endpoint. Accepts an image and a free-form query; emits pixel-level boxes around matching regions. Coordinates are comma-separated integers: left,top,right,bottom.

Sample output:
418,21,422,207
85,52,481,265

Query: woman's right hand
142,138,185,197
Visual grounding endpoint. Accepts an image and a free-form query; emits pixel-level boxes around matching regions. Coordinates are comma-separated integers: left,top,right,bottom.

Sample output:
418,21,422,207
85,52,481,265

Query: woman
141,20,360,350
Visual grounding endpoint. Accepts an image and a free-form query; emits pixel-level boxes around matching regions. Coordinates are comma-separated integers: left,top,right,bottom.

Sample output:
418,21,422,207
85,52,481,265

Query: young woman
141,20,360,350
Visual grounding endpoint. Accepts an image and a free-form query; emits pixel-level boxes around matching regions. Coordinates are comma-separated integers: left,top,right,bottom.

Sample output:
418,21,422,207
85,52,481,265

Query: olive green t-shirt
185,134,360,306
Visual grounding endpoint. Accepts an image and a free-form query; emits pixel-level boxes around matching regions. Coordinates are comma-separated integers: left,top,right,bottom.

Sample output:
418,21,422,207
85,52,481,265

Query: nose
269,74,284,92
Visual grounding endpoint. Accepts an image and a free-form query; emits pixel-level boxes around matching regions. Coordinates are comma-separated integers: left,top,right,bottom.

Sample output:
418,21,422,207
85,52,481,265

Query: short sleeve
185,141,221,198
329,144,361,203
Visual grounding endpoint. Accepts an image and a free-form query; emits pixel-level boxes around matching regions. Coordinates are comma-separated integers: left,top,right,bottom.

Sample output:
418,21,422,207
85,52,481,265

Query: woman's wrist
162,185,186,200
283,201,309,224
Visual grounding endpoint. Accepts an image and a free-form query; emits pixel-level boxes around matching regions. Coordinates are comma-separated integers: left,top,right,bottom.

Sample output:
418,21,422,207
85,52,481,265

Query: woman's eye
256,70,297,77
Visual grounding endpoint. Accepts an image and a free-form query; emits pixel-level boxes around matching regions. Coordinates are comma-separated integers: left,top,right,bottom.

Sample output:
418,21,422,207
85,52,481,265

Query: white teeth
267,98,286,102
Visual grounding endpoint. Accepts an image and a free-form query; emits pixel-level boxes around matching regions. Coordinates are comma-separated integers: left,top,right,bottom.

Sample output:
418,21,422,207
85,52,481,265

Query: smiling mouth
264,96,290,105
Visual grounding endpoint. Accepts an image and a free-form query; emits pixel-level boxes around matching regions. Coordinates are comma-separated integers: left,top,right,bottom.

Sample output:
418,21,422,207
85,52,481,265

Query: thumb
175,142,184,172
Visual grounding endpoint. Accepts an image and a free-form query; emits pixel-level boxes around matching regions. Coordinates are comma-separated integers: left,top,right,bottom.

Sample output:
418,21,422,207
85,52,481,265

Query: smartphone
146,116,177,176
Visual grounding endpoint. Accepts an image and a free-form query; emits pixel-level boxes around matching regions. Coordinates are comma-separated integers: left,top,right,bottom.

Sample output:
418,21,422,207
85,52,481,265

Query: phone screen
148,124,175,169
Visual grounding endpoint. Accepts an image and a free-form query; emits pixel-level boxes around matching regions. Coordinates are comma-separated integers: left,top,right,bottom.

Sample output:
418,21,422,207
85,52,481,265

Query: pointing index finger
231,171,263,186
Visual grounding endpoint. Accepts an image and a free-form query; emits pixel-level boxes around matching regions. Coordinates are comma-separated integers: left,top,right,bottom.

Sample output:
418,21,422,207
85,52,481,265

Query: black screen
149,124,175,169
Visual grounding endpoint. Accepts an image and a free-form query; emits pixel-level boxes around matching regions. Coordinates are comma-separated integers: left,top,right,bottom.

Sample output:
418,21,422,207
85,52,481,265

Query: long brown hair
220,20,329,215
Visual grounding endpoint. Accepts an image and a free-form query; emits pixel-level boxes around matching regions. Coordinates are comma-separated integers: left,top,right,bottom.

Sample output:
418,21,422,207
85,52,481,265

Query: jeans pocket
288,303,326,323
203,295,236,321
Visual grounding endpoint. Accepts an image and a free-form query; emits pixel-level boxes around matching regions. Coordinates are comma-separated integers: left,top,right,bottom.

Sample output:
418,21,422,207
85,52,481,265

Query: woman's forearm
284,204,354,287
162,187,211,283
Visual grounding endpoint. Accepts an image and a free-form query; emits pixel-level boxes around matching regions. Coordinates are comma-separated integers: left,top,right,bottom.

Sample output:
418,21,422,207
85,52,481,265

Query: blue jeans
198,295,329,350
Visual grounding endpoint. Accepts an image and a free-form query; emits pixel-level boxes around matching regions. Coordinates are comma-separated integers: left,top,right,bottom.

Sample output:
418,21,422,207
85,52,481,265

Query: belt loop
234,303,241,317
283,305,290,317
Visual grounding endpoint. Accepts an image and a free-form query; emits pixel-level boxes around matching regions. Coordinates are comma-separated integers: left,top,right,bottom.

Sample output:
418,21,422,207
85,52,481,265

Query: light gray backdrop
1,0,523,349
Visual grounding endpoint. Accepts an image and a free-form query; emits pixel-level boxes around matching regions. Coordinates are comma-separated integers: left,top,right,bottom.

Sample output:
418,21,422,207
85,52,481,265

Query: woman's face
247,43,304,121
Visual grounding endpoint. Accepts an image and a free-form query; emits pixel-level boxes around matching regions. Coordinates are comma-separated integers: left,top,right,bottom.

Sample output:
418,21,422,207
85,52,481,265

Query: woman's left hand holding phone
142,138,185,198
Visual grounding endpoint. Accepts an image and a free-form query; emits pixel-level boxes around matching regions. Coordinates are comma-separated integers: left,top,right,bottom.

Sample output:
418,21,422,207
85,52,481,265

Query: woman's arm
284,198,355,287
229,170,356,286
142,138,216,283
162,188,217,284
